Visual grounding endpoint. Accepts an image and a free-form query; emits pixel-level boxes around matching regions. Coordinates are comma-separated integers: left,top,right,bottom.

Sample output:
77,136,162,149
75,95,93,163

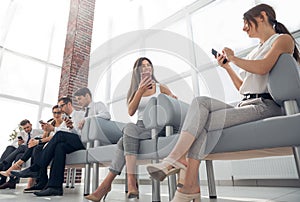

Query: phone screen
140,72,151,80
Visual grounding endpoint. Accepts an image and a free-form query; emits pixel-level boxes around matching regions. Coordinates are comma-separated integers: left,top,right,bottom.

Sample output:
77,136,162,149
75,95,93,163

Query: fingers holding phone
62,114,73,129
17,136,24,145
139,72,153,92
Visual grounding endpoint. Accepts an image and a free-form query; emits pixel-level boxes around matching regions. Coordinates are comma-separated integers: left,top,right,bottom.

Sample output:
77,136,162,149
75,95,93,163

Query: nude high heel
146,157,186,181
127,189,139,199
171,191,201,202
0,161,22,177
84,186,111,202
177,168,186,188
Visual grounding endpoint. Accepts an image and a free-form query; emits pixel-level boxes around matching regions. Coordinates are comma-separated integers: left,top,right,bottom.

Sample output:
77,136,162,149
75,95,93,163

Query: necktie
84,107,90,117
26,133,31,144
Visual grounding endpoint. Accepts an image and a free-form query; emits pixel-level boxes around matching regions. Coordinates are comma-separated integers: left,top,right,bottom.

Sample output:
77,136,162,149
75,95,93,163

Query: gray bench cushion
88,117,125,145
88,139,158,163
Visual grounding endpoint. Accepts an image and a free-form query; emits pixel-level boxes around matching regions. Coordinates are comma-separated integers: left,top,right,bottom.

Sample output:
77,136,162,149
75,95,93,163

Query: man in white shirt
74,87,111,130
0,119,43,188
11,97,85,196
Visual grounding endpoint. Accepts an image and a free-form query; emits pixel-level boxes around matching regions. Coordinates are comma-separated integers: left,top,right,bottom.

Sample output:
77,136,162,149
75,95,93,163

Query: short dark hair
20,119,30,126
74,87,92,99
58,96,72,105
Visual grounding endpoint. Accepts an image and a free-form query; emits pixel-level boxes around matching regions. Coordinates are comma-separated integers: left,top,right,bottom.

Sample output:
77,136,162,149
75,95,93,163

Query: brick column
59,0,96,184
59,0,96,102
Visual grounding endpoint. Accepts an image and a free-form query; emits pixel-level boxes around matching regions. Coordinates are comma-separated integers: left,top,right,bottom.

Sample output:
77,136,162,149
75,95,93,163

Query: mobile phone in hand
211,48,228,64
39,120,46,124
62,113,71,121
140,72,152,89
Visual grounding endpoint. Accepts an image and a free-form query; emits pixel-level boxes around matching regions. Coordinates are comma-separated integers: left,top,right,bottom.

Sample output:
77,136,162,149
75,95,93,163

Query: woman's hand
215,47,234,69
138,76,153,94
28,139,38,148
42,123,55,133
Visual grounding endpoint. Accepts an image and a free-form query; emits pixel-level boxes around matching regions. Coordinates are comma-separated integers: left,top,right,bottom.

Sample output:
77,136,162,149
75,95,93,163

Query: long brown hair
243,4,300,63
126,57,159,104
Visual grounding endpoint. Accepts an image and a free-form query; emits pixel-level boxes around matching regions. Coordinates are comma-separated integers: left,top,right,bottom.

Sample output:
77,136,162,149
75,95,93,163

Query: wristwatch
38,139,42,144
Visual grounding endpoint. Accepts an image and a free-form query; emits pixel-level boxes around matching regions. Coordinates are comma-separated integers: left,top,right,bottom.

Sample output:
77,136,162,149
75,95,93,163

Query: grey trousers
182,96,282,160
109,121,152,175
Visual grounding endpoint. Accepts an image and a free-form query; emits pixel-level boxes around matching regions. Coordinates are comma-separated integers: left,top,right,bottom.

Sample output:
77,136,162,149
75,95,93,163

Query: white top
85,101,111,120
12,128,43,148
239,34,281,94
137,83,161,120
69,109,85,134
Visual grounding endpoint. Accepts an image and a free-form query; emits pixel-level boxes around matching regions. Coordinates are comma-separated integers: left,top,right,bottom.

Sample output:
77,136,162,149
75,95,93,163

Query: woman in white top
147,4,300,202
85,57,176,201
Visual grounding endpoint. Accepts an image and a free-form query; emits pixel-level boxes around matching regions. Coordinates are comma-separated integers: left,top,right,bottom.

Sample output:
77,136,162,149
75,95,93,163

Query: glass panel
91,0,196,51
0,51,45,101
191,0,256,66
257,0,300,32
110,52,140,102
144,50,192,79
0,97,39,152
47,1,70,65
41,106,54,124
0,0,12,46
167,76,194,104
43,65,61,105
164,18,189,38
4,0,69,61
110,99,133,123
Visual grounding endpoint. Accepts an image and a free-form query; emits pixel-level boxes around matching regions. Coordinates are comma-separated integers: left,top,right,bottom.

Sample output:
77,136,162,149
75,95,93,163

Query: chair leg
293,146,300,178
65,168,71,188
84,163,91,196
71,168,76,188
92,162,99,191
206,160,217,199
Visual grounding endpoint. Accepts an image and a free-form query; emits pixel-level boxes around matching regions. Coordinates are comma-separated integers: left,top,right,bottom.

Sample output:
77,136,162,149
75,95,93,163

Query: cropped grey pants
182,96,282,160
109,121,152,175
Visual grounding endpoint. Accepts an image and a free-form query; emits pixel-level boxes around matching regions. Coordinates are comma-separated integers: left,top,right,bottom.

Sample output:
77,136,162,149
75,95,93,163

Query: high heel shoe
177,168,186,188
0,162,22,177
171,191,201,202
146,157,186,181
84,186,111,202
127,189,139,199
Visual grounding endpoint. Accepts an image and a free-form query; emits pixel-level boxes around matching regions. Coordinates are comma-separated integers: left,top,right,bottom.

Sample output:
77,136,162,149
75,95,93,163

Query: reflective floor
0,183,299,201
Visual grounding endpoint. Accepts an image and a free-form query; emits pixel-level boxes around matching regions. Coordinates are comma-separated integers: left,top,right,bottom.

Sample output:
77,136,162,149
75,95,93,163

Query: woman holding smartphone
85,57,176,201
146,4,299,202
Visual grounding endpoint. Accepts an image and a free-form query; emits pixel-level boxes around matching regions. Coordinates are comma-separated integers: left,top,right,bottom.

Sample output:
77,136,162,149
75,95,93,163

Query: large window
0,0,69,152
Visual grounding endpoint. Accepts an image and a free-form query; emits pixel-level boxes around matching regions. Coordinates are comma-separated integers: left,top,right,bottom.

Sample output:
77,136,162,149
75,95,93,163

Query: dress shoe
0,181,16,189
23,184,46,193
11,168,39,178
34,187,63,196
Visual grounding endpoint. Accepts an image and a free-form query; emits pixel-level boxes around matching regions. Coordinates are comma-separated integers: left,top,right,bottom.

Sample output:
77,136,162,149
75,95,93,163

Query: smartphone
62,113,70,121
140,72,151,80
211,48,228,64
140,72,152,89
39,120,46,124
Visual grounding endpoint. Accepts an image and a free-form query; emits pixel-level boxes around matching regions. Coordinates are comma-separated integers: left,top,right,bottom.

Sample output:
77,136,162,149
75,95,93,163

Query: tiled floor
0,183,299,201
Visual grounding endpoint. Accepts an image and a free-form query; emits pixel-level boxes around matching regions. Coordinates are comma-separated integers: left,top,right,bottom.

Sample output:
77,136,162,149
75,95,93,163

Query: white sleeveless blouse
137,83,161,120
239,34,281,94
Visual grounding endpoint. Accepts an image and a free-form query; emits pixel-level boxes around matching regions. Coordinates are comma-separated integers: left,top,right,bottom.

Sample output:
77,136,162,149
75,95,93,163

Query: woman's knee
123,123,139,135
